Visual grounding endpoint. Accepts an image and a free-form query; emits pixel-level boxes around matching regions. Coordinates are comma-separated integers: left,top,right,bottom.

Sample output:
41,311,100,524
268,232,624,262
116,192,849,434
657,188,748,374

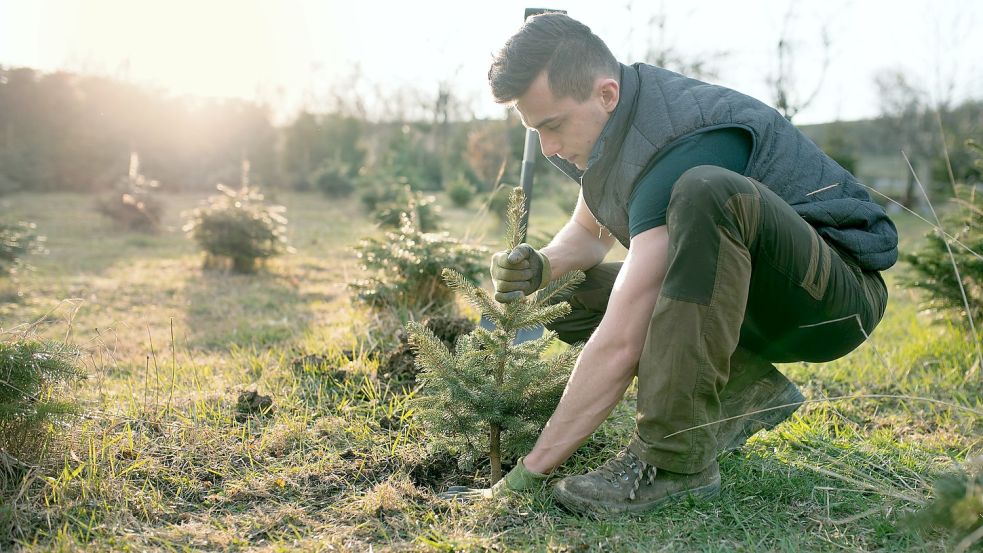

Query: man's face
514,70,619,171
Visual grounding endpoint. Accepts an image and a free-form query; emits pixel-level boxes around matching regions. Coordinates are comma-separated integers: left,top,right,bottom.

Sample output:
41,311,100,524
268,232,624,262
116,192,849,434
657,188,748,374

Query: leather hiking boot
717,366,805,454
553,448,720,515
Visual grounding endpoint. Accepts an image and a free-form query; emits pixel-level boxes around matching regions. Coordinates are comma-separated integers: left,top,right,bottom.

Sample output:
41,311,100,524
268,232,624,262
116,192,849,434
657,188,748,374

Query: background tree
767,2,831,122
0,339,85,462
465,121,510,191
629,2,727,80
900,141,983,328
0,66,277,192
874,69,939,207
934,102,983,186
183,179,289,273
96,152,163,231
350,209,483,314
282,111,366,191
0,222,44,277
821,121,859,175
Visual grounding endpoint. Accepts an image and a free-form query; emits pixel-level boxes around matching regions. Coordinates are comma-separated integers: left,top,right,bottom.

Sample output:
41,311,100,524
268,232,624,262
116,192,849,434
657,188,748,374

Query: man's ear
597,78,619,113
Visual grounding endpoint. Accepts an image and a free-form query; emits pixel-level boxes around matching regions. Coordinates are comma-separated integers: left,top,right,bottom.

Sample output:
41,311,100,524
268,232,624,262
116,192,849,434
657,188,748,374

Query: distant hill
799,119,913,195
798,101,983,202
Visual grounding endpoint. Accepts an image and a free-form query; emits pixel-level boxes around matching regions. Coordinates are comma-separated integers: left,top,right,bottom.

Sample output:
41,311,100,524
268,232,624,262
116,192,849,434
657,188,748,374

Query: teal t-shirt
627,127,753,238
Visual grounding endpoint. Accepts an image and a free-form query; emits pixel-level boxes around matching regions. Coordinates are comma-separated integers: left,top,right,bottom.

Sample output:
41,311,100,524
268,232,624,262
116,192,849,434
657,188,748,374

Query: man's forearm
522,335,638,474
521,227,670,475
541,219,613,278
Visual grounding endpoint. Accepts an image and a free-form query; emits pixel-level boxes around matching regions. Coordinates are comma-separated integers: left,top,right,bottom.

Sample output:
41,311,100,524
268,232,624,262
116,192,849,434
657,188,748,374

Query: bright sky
1,0,981,125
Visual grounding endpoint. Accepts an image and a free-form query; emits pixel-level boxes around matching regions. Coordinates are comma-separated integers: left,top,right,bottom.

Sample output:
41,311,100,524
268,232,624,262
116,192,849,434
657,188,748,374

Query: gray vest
549,63,898,272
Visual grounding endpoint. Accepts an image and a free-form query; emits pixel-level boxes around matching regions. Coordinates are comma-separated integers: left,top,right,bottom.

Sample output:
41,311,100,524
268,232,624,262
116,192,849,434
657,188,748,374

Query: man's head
488,13,621,170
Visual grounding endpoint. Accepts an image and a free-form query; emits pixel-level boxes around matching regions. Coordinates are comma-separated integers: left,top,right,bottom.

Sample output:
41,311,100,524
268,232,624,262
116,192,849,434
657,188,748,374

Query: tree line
1,65,980,207
0,66,533,197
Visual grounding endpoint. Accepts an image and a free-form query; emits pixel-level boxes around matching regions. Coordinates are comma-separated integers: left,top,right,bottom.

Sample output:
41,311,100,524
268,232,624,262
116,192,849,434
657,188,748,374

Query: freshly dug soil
408,451,479,491
235,390,273,421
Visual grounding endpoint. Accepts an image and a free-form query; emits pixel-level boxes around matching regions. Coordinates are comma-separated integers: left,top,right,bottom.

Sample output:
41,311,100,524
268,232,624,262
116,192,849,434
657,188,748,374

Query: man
461,13,897,514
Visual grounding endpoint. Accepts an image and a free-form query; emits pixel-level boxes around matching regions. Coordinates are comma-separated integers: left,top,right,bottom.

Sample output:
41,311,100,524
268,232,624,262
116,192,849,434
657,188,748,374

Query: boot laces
596,448,657,500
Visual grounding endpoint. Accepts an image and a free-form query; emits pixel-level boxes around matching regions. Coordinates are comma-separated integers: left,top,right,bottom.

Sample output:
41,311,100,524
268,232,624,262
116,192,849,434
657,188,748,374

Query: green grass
0,191,980,551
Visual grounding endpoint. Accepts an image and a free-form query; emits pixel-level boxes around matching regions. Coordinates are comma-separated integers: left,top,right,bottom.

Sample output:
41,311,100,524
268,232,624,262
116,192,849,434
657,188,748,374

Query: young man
464,13,897,514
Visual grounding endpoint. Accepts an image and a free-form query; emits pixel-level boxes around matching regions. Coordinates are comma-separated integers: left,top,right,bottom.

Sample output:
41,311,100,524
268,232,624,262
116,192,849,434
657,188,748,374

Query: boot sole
720,381,805,454
553,477,721,515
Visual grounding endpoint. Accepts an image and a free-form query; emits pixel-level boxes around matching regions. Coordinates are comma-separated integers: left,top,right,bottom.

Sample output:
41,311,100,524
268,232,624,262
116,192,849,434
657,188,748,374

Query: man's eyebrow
528,115,559,130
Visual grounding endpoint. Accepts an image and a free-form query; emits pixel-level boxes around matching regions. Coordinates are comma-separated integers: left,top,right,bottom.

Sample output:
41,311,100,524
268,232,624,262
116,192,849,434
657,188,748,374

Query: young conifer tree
0,339,84,461
901,141,983,324
407,188,585,484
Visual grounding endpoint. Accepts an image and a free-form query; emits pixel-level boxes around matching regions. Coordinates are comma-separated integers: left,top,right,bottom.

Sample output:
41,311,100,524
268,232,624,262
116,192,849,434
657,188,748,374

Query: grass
0,190,980,551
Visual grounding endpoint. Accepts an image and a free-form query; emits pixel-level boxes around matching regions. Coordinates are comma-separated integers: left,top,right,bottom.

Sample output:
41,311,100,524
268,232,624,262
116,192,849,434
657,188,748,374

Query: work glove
490,243,551,303
438,457,548,501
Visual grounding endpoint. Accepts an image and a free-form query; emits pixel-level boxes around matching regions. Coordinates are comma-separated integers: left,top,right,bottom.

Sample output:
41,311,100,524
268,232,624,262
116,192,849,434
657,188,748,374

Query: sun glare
64,0,313,100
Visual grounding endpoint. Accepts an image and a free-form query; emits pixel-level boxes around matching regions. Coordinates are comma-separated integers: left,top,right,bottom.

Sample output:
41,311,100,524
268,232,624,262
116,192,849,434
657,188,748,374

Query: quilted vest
548,63,898,272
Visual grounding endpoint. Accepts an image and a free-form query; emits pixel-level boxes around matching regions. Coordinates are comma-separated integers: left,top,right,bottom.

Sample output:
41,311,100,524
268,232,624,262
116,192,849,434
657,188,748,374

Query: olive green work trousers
546,165,889,473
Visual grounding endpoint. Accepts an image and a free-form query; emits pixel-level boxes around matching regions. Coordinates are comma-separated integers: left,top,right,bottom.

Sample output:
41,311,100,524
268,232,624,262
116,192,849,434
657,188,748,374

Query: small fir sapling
350,211,484,314
901,141,983,321
374,186,442,232
406,188,585,484
0,340,85,461
0,222,45,277
183,160,289,273
913,456,983,549
96,152,163,232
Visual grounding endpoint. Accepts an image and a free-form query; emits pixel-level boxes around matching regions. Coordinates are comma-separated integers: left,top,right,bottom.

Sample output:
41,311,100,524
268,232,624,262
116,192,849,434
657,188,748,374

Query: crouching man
456,13,897,515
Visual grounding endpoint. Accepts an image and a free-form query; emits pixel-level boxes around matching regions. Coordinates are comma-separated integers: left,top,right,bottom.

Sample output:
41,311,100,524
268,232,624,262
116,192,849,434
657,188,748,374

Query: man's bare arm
540,190,616,277
523,225,670,474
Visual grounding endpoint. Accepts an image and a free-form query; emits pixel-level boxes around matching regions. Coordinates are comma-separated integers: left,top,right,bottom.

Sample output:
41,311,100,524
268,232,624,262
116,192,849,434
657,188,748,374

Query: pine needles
0,222,45,277
914,456,983,552
351,213,486,314
0,339,85,462
406,188,585,483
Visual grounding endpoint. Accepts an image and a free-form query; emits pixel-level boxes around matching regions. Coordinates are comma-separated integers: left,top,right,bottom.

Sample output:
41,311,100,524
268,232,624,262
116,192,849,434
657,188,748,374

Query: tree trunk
489,423,502,484
903,170,917,209
490,335,508,485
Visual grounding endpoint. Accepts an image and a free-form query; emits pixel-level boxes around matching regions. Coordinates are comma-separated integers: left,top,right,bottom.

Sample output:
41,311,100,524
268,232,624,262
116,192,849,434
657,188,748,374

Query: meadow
0,188,980,552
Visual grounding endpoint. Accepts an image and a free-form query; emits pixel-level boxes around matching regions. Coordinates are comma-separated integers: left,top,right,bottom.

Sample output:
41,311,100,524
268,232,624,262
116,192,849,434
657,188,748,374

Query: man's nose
538,132,560,158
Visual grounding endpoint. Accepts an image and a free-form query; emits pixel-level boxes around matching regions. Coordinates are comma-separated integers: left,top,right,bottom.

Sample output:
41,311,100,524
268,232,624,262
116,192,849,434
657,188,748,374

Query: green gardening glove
438,457,549,501
490,243,552,303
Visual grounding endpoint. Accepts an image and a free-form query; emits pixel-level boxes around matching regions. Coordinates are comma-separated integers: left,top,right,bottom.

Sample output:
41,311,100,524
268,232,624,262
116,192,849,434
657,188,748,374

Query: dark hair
488,13,620,104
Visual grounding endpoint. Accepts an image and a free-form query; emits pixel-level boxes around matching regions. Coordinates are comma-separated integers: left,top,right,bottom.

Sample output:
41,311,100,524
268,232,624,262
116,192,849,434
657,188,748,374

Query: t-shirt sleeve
628,127,753,238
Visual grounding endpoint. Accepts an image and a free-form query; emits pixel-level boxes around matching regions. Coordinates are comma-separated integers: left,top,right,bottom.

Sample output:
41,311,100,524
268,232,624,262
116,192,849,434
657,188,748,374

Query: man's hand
438,457,548,501
490,244,552,303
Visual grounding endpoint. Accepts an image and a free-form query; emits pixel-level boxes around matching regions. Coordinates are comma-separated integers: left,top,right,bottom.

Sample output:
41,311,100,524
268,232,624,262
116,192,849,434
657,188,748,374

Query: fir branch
469,326,502,353
405,322,455,375
0,339,84,461
505,187,527,251
512,333,556,358
545,344,583,373
513,303,573,330
534,270,587,307
441,268,503,322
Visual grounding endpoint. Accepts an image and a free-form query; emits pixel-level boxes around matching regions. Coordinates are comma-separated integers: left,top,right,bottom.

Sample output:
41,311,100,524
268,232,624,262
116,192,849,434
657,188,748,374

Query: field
1,189,981,552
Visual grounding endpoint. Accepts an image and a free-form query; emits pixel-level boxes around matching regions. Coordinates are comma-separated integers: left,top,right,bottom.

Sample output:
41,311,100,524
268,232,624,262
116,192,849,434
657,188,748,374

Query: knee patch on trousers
661,166,761,306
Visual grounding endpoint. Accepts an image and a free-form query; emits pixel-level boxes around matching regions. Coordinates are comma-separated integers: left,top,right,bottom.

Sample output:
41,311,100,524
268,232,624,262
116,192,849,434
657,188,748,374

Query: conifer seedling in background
407,188,585,484
183,160,289,273
901,141,983,322
0,339,85,462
